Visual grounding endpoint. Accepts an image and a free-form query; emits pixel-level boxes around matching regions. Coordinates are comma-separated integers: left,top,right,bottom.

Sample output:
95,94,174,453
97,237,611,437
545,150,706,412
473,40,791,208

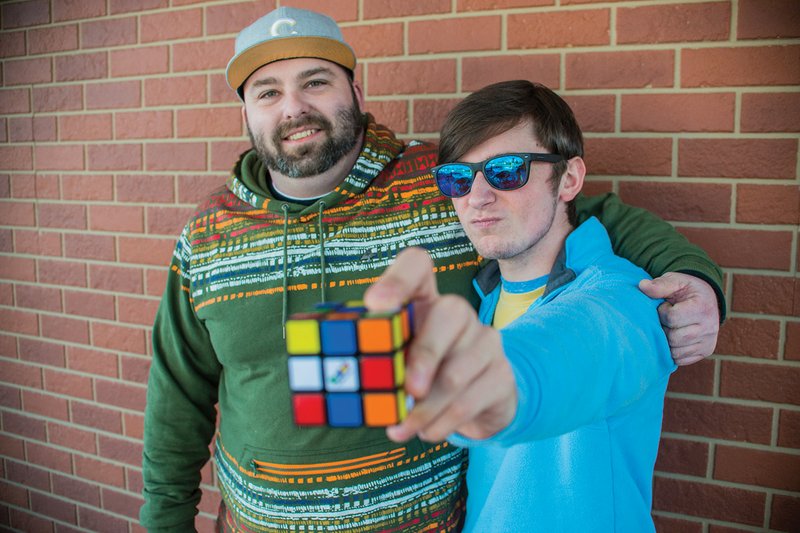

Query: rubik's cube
286,301,414,427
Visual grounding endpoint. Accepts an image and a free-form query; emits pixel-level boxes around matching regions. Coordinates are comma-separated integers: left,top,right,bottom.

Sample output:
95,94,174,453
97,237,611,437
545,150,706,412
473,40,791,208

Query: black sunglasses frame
432,152,566,198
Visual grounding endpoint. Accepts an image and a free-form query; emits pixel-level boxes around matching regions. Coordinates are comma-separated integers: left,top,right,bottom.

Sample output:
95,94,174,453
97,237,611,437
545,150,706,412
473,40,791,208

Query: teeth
288,129,315,141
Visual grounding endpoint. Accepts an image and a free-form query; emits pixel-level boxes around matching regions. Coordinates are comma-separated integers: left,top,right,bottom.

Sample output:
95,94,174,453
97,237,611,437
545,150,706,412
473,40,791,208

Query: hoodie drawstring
281,203,290,339
318,201,327,304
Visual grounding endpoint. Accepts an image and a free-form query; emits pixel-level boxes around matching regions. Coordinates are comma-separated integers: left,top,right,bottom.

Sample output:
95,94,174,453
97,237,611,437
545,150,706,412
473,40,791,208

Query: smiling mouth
285,129,319,141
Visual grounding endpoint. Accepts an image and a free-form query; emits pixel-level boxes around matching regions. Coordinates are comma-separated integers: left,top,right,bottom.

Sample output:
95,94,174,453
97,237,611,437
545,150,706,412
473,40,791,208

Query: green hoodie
141,118,723,532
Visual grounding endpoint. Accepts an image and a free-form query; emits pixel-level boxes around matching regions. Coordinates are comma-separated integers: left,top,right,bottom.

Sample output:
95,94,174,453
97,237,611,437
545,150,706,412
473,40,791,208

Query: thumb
364,247,439,312
638,273,686,302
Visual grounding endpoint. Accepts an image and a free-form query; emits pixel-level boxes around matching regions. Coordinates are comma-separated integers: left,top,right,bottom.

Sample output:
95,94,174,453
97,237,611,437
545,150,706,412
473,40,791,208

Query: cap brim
226,36,356,93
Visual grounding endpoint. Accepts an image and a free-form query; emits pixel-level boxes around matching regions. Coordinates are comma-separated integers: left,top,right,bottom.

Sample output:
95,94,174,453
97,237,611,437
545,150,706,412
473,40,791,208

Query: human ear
559,157,586,202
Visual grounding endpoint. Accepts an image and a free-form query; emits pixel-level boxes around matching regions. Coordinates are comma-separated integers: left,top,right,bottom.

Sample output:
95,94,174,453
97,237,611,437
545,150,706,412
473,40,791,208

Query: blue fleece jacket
449,217,676,532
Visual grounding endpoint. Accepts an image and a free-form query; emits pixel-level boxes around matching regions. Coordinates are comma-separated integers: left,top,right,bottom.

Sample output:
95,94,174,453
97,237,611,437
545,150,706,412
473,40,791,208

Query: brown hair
438,80,584,223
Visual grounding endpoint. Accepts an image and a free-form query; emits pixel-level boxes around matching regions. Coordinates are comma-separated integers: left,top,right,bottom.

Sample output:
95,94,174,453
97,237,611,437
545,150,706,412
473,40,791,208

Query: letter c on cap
271,18,298,36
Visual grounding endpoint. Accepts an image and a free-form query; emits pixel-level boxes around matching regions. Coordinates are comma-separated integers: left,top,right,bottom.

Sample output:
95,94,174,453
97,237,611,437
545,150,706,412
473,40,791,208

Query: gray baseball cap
226,7,356,97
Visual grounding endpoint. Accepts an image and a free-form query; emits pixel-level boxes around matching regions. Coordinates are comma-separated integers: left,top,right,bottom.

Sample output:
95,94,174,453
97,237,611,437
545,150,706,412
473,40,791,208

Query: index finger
364,247,439,312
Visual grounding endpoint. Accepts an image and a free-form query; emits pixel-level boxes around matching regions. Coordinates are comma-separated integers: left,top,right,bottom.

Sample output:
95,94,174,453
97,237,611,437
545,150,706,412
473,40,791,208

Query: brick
178,175,225,204
127,464,144,493
89,204,144,233
585,137,672,176
124,412,144,439
74,455,125,487
1,0,49,27
362,101,406,135
34,145,85,171
679,227,792,271
8,116,33,142
619,182,730,223
177,107,241,138
510,9,609,49
27,440,73,473
0,146,33,170
87,143,142,171
410,16,500,54
715,445,800,491
37,202,87,229
8,509,53,533
71,401,122,433
33,85,83,113
23,390,68,421
33,116,57,142
67,346,118,378
0,480,28,508
198,487,221,514
15,285,61,313
41,315,90,345
567,50,674,89
146,266,169,296
618,2,730,44
173,39,232,72
145,142,206,171
0,359,43,389
364,0,448,18
3,57,51,86
666,358,715,395
679,138,797,179
118,237,175,267
621,93,734,132
52,473,100,505
48,421,96,454
29,24,79,55
146,206,197,237
59,113,113,141
6,459,50,490
655,437,709,477
653,476,765,525
369,60,456,96
413,99,459,134
96,379,146,411
55,52,107,82
64,290,115,320
682,45,800,87
342,23,402,59
771,494,800,531
110,45,169,77
3,411,46,441
0,256,36,282
80,16,137,48
0,308,38,335
144,75,207,106
120,355,150,384
141,8,202,42
64,233,116,262
88,264,143,294
115,297,156,329
210,73,238,103
0,385,22,410
0,201,36,226
38,259,87,288
732,274,794,315
77,507,128,532
53,0,106,22
787,322,800,361
739,0,800,39
662,397,772,444
206,1,266,35
116,175,175,203
563,95,615,133
61,174,113,201
716,317,780,358
92,322,147,355
110,0,168,13
101,487,142,519
210,140,250,171
98,434,143,467
0,88,30,114
115,110,173,140
86,80,141,110
721,360,800,405
742,92,800,133
18,337,65,368
0,31,26,58
736,184,799,225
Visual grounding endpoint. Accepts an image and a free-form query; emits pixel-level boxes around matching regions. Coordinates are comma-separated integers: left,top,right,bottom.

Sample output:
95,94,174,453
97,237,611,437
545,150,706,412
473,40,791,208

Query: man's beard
247,95,364,179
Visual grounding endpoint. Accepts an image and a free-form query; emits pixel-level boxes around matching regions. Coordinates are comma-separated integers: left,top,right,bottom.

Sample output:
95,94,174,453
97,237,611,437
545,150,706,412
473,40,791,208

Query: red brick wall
1,0,798,531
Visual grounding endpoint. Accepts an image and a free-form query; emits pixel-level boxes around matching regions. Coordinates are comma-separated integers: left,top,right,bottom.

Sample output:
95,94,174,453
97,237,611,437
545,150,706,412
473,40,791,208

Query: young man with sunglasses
367,80,676,531
141,7,723,532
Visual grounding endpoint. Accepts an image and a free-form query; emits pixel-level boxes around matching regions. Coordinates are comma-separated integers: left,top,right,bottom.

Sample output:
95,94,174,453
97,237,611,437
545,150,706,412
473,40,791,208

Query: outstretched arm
576,192,725,363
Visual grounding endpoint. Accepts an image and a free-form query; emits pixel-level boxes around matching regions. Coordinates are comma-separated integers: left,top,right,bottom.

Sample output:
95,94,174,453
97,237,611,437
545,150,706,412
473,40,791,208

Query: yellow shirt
492,275,548,329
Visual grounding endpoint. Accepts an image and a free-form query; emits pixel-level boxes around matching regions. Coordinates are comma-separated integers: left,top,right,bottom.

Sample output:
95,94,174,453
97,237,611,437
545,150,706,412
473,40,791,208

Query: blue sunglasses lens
434,164,474,198
484,155,527,190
